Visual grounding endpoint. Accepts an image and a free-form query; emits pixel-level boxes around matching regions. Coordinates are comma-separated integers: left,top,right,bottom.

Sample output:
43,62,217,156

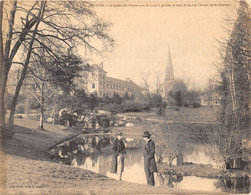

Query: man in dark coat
110,132,126,180
143,131,157,186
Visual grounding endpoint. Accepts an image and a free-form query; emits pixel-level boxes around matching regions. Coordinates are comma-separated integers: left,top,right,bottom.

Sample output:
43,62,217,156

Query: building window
119,86,121,90
92,84,95,89
103,83,105,88
107,84,109,88
103,75,105,80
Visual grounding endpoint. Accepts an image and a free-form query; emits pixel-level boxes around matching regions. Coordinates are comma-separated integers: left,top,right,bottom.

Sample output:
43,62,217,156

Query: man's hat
142,131,151,138
116,132,123,136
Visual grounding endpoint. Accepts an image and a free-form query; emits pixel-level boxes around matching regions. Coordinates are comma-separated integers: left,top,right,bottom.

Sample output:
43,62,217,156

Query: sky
79,1,238,90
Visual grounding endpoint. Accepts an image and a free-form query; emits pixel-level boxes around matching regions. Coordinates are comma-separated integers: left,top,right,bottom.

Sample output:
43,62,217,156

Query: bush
193,102,200,108
175,107,180,111
102,103,123,114
30,101,40,110
16,104,25,114
156,108,165,116
184,103,189,107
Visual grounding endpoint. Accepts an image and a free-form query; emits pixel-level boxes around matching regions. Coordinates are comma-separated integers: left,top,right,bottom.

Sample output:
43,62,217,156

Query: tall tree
24,48,83,129
0,1,114,137
197,1,251,170
219,1,250,135
141,72,151,96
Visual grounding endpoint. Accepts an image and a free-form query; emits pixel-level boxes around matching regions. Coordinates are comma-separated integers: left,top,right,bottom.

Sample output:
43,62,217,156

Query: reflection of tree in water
124,149,143,167
214,177,250,193
156,172,183,187
123,138,144,149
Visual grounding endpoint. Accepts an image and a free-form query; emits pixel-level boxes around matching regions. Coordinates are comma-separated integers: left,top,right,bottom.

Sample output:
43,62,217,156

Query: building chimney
99,62,103,70
125,78,130,82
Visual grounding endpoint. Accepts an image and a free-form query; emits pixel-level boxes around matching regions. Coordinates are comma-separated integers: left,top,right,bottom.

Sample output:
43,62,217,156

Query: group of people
110,131,157,186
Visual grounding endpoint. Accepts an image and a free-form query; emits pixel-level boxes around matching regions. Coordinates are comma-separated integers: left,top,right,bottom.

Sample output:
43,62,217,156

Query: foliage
149,94,164,108
123,92,130,102
112,92,123,104
123,103,150,113
0,1,114,137
56,90,89,115
100,103,123,114
202,1,251,170
156,107,165,116
141,120,187,167
16,104,25,114
88,93,99,109
155,122,187,167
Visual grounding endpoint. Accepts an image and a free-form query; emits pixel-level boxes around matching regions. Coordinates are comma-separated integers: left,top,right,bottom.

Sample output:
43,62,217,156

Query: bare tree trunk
0,1,4,129
39,103,44,129
0,1,17,136
9,66,28,125
9,1,46,125
0,66,8,127
52,104,57,125
229,66,237,111
39,83,45,130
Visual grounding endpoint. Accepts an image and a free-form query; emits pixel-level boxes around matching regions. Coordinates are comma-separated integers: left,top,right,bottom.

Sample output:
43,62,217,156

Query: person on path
110,132,126,180
142,131,157,186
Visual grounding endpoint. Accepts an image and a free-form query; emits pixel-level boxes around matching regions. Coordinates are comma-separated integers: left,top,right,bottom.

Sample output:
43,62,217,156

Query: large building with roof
85,63,142,98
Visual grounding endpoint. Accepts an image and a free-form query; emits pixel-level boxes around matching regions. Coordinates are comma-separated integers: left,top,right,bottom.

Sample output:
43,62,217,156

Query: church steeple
165,46,174,81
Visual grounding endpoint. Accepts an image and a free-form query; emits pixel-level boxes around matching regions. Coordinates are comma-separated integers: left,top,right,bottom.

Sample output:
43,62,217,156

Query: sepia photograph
0,0,250,194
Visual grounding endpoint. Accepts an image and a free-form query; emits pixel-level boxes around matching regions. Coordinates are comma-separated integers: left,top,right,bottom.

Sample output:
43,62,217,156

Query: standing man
143,131,157,186
110,132,126,180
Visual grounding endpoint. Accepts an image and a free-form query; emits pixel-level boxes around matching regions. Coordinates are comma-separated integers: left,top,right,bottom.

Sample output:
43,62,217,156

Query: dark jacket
143,139,157,173
110,138,126,173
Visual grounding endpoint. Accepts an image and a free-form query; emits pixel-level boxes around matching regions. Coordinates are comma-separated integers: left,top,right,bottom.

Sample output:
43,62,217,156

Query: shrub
30,101,40,110
184,103,189,107
156,108,165,116
16,104,25,114
193,102,200,108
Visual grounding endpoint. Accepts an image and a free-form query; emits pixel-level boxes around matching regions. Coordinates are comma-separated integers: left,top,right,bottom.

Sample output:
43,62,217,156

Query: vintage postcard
0,0,250,194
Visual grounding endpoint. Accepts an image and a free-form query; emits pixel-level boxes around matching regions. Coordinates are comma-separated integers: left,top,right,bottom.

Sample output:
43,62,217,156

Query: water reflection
71,140,250,193
156,172,183,188
182,144,216,165
214,177,250,194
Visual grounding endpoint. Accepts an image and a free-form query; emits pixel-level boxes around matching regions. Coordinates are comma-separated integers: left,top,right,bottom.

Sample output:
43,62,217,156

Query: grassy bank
1,118,218,194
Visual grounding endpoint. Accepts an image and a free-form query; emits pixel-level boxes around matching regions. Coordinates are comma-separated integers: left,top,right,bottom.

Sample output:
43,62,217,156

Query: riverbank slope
0,118,219,194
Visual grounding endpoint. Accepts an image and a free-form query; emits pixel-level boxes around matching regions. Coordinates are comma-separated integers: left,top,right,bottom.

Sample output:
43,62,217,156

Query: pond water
72,143,250,194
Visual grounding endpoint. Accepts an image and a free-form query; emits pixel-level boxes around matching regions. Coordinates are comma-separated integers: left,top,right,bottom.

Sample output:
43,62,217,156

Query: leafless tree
155,121,187,167
154,72,162,95
141,119,188,167
141,72,151,96
0,1,114,137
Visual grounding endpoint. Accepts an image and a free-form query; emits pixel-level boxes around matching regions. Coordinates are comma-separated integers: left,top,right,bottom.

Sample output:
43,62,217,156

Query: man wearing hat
143,131,157,186
110,132,126,180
